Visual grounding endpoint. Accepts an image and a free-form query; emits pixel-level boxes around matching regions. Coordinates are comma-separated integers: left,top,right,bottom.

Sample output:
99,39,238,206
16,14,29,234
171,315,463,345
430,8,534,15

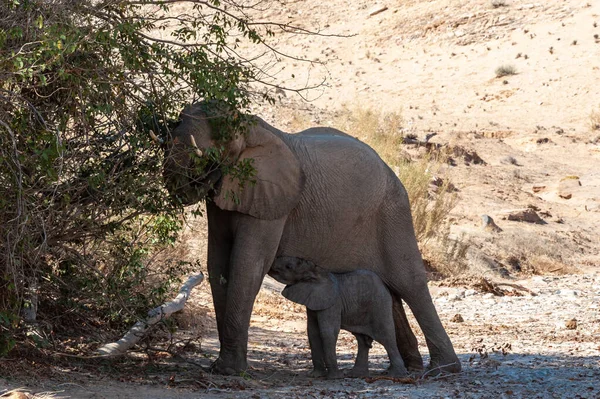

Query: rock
532,184,546,193
368,5,388,17
555,289,579,297
448,145,486,165
450,313,464,323
481,214,502,232
448,293,463,302
585,200,600,212
558,176,581,199
465,289,478,296
565,318,577,330
500,208,546,224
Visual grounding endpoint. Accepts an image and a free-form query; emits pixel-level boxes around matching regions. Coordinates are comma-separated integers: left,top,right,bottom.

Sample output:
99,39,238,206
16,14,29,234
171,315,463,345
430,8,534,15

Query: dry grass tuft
590,106,600,132
495,64,517,78
496,230,579,275
333,104,405,166
423,233,470,278
491,0,508,8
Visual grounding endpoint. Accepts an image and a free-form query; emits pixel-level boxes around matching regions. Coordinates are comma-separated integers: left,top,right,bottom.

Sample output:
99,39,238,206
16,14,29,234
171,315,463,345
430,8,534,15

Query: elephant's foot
307,367,327,378
402,352,424,372
326,369,345,380
210,356,248,376
383,364,409,378
345,367,369,378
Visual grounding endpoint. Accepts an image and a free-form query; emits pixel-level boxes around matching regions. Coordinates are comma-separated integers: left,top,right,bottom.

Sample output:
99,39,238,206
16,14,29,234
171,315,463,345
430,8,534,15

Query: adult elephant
163,101,460,375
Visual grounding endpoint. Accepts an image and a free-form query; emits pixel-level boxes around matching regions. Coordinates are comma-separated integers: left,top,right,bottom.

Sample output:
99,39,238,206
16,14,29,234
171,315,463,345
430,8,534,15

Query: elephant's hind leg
392,298,424,371
346,333,372,378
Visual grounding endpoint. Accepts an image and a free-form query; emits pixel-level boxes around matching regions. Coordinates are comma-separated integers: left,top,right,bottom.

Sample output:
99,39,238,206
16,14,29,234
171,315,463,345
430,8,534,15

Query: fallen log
97,272,204,356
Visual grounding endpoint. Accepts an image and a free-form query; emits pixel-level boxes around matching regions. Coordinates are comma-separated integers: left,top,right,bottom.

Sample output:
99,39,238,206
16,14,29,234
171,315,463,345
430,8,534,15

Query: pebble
555,289,579,297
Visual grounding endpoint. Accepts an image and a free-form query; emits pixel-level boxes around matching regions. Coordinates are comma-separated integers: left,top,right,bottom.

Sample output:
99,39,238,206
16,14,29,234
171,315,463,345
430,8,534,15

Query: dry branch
97,272,204,356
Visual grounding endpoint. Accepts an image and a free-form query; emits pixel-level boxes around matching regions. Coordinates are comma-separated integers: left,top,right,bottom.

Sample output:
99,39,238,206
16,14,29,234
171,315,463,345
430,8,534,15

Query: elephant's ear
282,275,339,311
214,124,305,220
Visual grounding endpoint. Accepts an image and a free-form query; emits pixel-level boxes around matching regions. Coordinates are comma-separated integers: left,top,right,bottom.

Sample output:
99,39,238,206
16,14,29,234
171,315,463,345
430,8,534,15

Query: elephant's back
296,126,355,139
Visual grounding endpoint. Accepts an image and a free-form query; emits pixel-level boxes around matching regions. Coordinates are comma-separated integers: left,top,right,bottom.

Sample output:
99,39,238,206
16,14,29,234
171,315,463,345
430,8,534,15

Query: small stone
450,313,465,323
532,184,546,193
501,208,545,224
481,214,502,232
465,289,477,296
448,293,463,302
556,289,579,297
558,176,581,200
565,318,577,330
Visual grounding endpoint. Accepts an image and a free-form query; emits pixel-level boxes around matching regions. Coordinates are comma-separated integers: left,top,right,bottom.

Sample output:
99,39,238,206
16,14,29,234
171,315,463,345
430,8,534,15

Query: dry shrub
528,254,577,275
495,64,517,78
491,0,508,8
333,104,405,166
423,233,470,278
333,104,464,276
497,230,579,275
395,156,458,246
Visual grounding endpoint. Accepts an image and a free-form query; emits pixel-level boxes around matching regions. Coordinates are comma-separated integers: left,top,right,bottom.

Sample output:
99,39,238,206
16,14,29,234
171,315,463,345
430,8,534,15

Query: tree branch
97,272,205,356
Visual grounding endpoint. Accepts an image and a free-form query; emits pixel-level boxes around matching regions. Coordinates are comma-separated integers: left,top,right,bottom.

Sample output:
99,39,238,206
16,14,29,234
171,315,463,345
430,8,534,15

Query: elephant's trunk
163,140,221,205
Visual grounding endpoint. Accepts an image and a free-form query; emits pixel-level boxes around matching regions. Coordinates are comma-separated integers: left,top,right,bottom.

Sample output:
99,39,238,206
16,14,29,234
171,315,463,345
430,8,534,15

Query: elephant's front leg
316,309,343,379
347,333,372,378
307,309,327,378
206,202,233,344
210,211,287,375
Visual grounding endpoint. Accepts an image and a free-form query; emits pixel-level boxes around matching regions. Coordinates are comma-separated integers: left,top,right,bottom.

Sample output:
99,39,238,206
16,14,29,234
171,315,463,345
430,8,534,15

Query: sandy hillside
2,1,600,398
249,0,600,274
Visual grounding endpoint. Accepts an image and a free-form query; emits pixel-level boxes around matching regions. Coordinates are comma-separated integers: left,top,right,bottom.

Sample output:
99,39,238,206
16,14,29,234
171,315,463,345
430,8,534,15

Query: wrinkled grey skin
270,256,407,379
163,102,460,375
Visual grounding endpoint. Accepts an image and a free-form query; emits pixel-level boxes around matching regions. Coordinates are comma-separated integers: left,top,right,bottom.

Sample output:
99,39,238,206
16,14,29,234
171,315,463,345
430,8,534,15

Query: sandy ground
2,0,600,397
2,273,600,398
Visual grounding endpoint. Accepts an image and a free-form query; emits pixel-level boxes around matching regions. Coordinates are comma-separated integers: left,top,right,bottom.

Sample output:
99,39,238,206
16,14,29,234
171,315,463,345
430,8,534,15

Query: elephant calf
269,256,408,379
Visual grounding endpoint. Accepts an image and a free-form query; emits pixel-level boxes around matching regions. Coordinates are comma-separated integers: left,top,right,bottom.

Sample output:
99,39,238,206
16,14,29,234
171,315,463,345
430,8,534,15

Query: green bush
0,0,275,354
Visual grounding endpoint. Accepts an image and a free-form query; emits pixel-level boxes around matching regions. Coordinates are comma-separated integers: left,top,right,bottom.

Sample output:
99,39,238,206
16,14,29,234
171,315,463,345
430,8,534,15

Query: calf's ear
282,275,338,311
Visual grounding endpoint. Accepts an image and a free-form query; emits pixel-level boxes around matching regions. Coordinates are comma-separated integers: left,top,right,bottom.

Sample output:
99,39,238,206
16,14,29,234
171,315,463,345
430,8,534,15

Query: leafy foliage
0,0,281,353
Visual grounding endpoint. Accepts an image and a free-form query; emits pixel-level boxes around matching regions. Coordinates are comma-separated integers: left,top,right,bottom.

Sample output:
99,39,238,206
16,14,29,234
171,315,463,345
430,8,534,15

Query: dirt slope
252,0,600,273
